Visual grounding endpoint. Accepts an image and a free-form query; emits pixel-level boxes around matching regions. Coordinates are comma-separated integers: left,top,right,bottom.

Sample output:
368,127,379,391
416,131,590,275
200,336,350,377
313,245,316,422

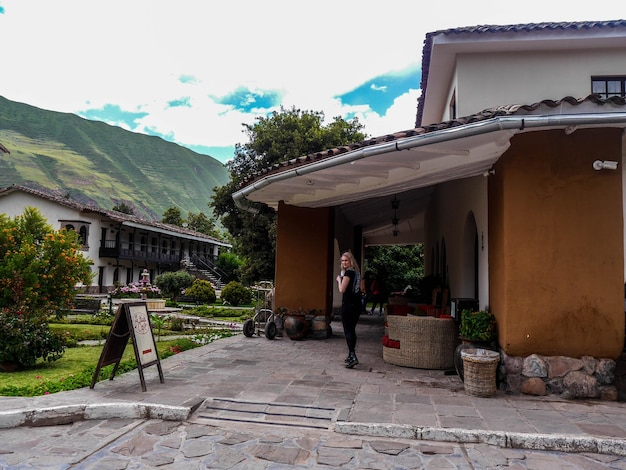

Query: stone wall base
499,351,617,401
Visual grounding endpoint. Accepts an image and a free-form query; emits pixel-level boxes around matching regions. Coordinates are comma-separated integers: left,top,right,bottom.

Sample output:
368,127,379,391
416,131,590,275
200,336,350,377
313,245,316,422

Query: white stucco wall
452,49,626,119
427,175,489,310
0,192,103,286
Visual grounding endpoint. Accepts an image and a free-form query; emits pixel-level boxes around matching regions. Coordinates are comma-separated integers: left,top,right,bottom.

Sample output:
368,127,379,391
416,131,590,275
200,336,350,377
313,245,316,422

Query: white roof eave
234,113,626,211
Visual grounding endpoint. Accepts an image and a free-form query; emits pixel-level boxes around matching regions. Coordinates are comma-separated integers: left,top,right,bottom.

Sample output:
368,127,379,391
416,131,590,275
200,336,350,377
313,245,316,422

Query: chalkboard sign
90,301,164,392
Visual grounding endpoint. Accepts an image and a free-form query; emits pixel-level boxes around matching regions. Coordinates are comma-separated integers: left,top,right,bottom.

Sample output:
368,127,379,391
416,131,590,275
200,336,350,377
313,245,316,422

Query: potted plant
454,309,497,381
459,309,496,343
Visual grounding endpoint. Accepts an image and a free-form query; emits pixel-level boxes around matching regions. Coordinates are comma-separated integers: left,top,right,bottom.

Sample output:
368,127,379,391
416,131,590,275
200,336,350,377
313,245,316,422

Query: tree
216,251,243,283
162,207,184,226
211,106,366,284
112,201,134,215
0,207,93,368
154,270,195,302
186,212,218,237
364,245,424,295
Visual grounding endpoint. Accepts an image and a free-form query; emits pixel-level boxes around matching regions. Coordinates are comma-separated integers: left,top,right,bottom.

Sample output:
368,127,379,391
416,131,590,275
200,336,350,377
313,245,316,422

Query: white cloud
1,0,625,163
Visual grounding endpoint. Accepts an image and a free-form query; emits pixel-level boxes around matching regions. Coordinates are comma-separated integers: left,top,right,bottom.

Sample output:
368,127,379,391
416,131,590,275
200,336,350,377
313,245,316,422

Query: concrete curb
0,403,191,429
2,403,625,458
333,422,626,457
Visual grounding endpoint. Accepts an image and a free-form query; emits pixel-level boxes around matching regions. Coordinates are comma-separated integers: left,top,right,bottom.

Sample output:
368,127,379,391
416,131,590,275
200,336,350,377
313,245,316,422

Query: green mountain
0,96,230,220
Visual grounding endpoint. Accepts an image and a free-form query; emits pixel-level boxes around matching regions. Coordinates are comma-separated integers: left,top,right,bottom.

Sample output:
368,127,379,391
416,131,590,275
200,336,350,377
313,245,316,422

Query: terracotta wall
489,128,624,358
274,202,334,314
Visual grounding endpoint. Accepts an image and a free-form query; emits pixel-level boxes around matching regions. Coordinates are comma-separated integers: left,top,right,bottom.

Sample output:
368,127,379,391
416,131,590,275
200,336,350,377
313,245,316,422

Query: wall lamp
593,160,619,171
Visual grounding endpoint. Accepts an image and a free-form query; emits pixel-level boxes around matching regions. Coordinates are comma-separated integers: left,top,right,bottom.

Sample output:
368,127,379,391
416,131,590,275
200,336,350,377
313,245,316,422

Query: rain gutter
233,113,626,213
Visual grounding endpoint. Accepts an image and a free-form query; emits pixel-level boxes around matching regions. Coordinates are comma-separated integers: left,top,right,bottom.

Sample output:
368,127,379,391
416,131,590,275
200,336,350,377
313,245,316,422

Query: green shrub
459,310,497,342
155,271,195,301
170,317,185,331
184,279,216,304
0,208,92,368
220,281,252,307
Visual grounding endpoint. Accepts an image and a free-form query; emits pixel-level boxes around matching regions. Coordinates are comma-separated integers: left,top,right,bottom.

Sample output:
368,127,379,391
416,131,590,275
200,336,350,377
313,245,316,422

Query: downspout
233,113,626,213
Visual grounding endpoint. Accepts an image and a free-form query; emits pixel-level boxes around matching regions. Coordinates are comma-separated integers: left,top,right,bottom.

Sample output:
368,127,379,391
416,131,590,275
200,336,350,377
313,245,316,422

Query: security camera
593,160,619,171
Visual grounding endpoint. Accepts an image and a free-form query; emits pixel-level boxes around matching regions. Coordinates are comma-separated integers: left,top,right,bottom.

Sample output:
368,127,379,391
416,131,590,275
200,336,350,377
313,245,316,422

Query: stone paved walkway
1,314,626,468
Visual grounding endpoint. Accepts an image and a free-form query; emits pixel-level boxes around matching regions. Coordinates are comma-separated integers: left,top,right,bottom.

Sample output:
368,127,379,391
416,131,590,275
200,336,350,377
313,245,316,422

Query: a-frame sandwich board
90,301,164,392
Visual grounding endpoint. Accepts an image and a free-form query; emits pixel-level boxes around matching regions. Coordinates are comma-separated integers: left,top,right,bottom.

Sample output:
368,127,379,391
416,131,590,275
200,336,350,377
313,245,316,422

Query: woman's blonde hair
342,251,360,273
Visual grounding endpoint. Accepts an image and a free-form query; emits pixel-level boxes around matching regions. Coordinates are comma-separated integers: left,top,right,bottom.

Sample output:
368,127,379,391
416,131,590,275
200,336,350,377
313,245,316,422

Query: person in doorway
370,275,384,315
336,251,362,368
361,271,372,313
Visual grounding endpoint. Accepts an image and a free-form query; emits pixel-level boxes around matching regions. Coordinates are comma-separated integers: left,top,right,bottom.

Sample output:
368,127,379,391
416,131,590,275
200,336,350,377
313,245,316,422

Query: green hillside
0,96,230,220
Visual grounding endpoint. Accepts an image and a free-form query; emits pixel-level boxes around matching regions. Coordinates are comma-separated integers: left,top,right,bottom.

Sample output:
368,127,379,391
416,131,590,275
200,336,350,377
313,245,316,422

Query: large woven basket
461,348,500,397
382,315,456,369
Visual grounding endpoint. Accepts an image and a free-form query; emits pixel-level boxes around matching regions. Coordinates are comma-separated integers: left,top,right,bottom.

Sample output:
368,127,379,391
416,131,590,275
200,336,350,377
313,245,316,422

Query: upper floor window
79,226,88,247
592,76,626,99
449,90,457,120
62,222,89,251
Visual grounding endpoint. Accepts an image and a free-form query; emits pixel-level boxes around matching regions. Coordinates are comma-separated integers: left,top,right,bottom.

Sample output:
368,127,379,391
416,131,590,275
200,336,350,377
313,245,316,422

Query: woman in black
336,251,361,368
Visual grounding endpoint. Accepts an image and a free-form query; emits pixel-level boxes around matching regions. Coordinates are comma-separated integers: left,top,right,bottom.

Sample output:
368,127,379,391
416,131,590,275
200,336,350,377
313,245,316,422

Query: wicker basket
460,348,500,397
382,315,456,369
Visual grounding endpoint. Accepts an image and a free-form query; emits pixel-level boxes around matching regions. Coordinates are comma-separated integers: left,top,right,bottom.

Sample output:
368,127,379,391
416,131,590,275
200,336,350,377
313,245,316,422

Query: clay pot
283,314,308,340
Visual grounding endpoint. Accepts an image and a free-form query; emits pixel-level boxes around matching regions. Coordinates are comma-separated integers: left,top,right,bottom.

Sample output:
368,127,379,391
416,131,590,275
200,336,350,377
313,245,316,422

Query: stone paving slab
0,314,625,459
2,418,625,469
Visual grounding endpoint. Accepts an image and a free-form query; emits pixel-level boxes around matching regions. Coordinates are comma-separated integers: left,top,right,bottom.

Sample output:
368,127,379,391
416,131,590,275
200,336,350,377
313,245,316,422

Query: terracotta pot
283,314,308,340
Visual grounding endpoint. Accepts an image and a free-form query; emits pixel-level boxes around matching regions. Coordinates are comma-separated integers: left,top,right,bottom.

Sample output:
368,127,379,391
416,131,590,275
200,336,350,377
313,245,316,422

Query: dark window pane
607,81,621,94
592,81,606,94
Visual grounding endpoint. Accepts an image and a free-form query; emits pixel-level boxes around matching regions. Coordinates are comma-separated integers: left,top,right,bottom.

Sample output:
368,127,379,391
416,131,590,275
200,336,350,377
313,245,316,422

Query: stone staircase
180,257,225,290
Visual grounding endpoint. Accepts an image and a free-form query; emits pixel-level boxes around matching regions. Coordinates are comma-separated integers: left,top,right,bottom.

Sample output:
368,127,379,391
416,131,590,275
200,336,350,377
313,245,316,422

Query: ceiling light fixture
391,195,400,237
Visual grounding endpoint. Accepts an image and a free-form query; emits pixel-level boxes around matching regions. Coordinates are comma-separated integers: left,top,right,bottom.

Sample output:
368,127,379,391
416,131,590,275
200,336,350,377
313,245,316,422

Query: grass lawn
0,336,224,396
0,304,244,396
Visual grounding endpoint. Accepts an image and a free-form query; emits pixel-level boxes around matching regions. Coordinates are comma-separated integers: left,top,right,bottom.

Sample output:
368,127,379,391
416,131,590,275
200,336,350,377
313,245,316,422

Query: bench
67,297,102,315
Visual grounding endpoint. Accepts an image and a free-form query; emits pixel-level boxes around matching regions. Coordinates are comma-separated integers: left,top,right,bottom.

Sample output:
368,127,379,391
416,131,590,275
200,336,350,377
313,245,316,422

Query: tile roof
0,184,227,244
240,94,626,189
415,19,626,127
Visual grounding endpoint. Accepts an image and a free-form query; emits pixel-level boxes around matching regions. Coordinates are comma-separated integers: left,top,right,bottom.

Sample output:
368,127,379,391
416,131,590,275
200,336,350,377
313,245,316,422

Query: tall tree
364,245,424,295
186,212,219,238
211,106,366,284
162,207,184,226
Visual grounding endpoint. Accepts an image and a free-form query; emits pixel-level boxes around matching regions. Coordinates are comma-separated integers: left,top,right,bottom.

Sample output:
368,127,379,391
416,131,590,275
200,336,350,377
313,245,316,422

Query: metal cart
243,281,278,339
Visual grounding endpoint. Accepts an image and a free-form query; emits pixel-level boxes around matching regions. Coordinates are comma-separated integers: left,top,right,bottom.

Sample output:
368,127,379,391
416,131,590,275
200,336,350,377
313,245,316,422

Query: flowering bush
0,207,93,368
191,332,230,345
111,282,162,299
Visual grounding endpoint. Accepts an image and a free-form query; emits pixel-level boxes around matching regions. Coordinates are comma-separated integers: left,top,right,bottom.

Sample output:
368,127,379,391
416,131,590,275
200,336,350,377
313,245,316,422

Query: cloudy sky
1,1,625,164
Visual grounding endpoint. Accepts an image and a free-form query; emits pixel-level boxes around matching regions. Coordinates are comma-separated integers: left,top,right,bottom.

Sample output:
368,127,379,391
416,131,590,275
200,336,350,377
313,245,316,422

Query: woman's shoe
345,354,359,368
